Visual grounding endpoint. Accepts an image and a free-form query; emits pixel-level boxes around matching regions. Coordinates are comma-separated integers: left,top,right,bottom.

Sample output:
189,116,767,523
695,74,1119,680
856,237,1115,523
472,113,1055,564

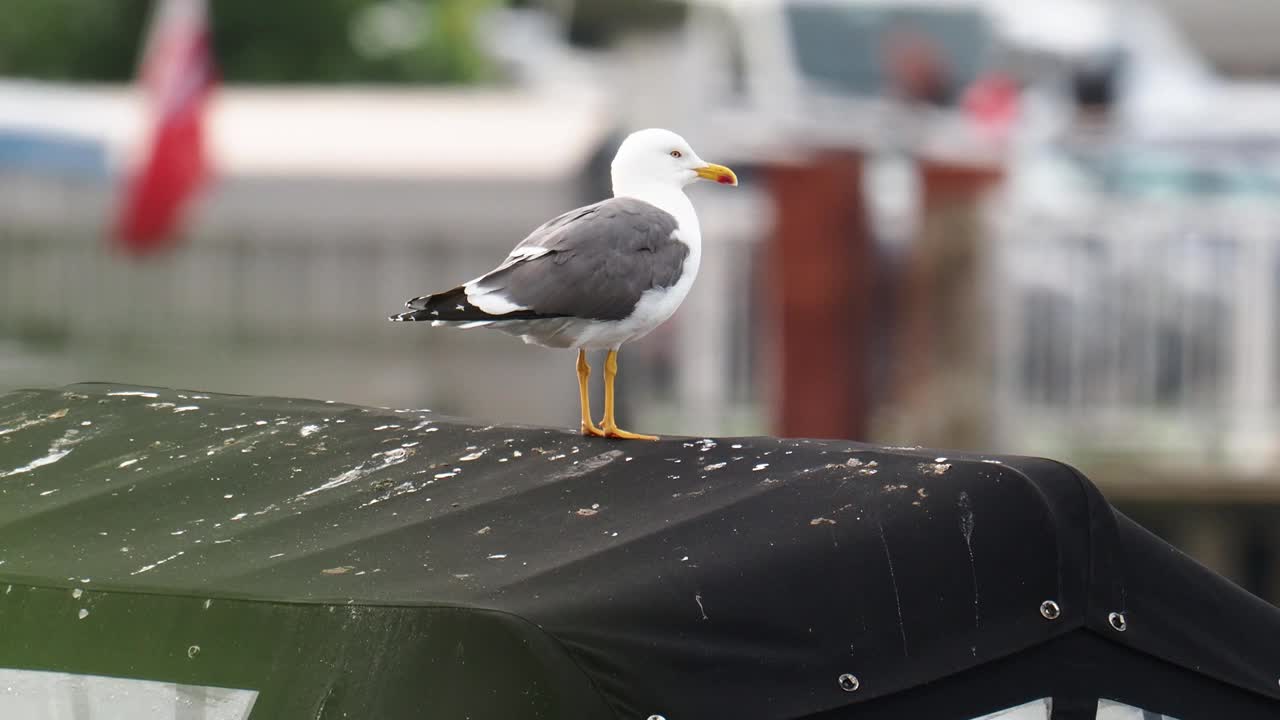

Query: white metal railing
0,171,769,435
989,191,1279,467
0,171,594,422
8,155,1275,456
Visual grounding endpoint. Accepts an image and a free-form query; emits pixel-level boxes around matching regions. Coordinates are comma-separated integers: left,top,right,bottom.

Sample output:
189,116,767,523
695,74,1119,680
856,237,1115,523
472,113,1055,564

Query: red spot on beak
717,175,734,185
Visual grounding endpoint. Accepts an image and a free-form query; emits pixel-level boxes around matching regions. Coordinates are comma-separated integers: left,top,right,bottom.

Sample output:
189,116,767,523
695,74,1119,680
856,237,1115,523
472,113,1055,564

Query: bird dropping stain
878,521,908,656
959,491,979,629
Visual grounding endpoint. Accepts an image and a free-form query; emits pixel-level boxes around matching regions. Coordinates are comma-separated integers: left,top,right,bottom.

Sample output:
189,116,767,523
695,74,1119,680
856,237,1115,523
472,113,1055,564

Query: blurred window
0,669,257,719
704,7,749,100
725,13,750,99
1096,698,1182,719
966,698,1184,719
784,5,992,105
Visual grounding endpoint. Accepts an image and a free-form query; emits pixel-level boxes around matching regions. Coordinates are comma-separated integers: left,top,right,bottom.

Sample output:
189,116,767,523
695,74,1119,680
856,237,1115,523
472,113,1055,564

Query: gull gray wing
466,197,686,321
395,198,685,323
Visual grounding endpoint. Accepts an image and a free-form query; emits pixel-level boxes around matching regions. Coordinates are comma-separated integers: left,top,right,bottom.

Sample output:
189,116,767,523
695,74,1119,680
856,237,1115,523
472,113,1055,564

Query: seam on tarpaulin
1028,458,1099,626
1054,460,1126,621
531,629,626,720
0,574,587,615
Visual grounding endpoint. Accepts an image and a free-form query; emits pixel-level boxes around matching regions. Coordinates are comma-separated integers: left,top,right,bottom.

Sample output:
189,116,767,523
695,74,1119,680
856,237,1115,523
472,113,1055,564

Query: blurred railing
0,171,594,420
7,153,1276,459
0,170,768,434
989,193,1280,468
0,173,580,344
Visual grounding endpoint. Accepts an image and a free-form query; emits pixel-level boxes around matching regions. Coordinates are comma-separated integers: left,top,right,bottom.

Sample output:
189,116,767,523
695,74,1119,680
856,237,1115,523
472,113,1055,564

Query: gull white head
610,128,738,198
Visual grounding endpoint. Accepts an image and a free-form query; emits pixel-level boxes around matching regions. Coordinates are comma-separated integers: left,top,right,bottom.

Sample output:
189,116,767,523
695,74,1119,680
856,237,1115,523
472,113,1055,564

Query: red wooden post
762,150,874,440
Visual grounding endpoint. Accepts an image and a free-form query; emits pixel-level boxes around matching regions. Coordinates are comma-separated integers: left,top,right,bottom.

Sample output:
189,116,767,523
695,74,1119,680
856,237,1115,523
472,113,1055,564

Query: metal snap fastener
1108,612,1127,632
1039,600,1061,620
838,673,860,692
647,715,666,720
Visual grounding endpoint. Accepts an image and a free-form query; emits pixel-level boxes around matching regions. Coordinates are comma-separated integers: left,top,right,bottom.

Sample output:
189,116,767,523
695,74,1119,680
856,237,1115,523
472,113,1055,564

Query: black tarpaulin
0,383,1277,719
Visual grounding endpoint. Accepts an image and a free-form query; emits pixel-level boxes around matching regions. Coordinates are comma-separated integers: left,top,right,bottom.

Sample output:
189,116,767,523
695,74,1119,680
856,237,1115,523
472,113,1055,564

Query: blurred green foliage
0,0,496,84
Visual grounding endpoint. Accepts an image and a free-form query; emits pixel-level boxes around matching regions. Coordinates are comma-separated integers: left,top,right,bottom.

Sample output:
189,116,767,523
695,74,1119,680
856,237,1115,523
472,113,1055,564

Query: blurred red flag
113,0,216,255
962,72,1020,139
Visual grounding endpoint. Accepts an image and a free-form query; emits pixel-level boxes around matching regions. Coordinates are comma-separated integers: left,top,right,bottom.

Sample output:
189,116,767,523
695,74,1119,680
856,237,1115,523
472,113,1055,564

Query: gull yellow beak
695,163,738,186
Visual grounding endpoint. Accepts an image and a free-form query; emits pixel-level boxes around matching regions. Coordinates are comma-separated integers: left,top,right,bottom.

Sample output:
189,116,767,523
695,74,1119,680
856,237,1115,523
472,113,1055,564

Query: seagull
389,128,738,440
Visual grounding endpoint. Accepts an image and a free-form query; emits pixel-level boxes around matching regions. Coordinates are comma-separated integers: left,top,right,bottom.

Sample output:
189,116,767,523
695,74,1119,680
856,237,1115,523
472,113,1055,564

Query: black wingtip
406,294,435,311
392,287,556,323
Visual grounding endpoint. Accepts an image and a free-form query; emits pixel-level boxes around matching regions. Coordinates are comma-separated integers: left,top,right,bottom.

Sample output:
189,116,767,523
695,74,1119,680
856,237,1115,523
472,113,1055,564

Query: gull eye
669,150,682,158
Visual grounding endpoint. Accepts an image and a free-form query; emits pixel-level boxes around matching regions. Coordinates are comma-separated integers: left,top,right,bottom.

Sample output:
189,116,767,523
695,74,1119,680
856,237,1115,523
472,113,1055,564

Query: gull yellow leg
600,349,658,441
578,350,606,437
